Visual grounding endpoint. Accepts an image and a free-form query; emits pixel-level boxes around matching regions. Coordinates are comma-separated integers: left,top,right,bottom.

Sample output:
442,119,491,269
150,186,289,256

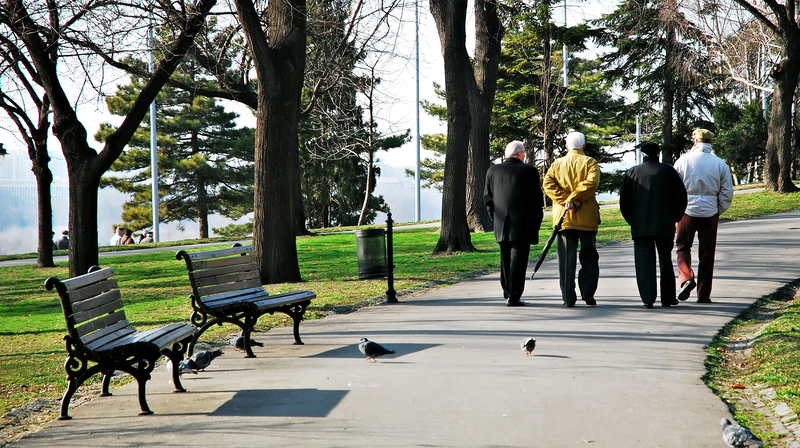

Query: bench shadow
307,343,440,359
210,389,348,417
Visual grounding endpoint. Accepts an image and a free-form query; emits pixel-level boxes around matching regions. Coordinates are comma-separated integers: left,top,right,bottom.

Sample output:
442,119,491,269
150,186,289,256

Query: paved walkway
13,211,800,447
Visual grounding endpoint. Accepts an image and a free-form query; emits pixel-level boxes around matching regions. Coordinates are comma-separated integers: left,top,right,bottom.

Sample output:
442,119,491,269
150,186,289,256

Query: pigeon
228,335,265,352
166,358,197,376
721,418,764,447
185,349,223,371
358,338,395,362
521,337,536,356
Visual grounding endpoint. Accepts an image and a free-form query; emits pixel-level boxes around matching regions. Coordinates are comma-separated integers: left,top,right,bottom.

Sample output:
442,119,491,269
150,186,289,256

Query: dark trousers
556,230,599,306
633,237,676,305
499,241,531,302
676,213,719,301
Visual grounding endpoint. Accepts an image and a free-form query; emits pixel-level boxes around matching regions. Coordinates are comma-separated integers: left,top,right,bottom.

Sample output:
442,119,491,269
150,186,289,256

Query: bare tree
0,60,54,267
0,0,216,276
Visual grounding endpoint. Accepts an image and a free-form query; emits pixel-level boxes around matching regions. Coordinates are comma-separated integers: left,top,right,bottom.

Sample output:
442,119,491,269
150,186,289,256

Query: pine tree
97,68,254,238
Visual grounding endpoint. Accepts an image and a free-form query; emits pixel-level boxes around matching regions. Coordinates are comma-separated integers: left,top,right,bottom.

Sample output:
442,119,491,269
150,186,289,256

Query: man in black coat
620,142,688,308
484,140,544,306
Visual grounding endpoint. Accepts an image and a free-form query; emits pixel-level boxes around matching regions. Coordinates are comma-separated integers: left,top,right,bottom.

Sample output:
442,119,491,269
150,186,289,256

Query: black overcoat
620,156,688,238
484,158,544,244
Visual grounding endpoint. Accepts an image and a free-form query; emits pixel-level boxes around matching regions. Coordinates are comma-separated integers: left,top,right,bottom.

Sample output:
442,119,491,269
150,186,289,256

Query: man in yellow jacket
542,131,601,307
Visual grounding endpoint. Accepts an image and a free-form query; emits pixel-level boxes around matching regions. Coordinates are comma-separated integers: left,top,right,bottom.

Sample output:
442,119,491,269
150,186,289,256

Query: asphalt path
12,210,800,447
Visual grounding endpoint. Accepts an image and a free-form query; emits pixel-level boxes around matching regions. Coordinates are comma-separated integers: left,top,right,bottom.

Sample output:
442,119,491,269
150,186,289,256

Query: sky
0,0,628,254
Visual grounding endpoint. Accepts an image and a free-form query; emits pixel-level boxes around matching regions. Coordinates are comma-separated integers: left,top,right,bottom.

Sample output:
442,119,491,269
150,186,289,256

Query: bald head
505,141,525,159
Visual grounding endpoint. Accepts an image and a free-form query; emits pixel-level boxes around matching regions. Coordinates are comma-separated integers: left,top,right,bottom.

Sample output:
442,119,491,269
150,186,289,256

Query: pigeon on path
185,349,223,371
358,338,395,362
521,337,536,356
721,418,764,447
228,335,265,352
166,358,198,376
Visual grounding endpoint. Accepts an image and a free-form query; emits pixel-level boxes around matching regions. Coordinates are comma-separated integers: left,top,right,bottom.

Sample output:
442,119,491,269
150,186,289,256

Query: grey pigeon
521,337,536,356
228,335,264,352
721,418,764,447
185,349,223,371
358,338,395,362
166,358,197,376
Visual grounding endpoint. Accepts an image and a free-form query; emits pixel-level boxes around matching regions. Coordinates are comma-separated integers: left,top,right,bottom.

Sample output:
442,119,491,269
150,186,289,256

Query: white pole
636,115,642,164
149,11,160,242
414,0,421,222
563,0,568,87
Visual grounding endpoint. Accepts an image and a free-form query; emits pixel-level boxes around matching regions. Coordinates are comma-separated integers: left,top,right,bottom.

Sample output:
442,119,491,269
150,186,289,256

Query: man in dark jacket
484,140,544,306
620,142,688,308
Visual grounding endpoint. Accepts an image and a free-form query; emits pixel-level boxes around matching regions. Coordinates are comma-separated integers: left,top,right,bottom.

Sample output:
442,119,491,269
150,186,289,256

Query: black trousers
556,230,599,306
633,236,676,305
499,241,531,302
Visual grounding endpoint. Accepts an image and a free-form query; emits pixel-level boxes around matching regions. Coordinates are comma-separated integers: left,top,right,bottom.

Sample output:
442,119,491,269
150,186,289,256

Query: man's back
674,146,733,218
484,158,543,244
542,150,601,232
620,159,687,238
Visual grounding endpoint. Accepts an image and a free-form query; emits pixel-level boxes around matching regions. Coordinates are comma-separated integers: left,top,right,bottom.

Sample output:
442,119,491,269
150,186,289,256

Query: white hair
505,140,525,158
565,132,585,150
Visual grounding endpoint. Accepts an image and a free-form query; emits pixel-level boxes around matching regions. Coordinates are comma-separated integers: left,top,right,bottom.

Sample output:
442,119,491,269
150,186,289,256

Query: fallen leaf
716,347,727,353
732,383,746,390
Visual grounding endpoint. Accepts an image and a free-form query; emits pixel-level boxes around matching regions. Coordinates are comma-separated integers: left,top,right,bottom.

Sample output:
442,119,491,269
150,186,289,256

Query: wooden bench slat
198,286,266,305
83,326,137,352
201,290,270,307
251,291,316,310
70,289,122,316
198,278,263,297
193,270,260,288
150,325,197,350
81,319,134,346
191,254,257,271
75,310,127,338
190,262,259,280
59,267,116,290
71,295,123,325
67,278,119,304
184,245,252,261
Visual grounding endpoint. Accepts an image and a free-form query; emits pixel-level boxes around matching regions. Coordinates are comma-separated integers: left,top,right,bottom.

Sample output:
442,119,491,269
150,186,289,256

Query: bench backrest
44,267,136,352
176,245,262,304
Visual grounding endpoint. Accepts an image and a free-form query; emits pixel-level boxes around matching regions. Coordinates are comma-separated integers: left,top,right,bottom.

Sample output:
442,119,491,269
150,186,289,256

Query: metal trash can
355,229,387,279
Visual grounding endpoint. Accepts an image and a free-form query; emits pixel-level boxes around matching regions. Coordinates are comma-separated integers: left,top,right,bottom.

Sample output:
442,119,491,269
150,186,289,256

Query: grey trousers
633,237,676,305
556,229,599,306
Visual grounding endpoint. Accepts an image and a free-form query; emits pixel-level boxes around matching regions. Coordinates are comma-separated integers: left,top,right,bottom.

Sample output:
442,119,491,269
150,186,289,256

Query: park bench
176,244,316,358
45,266,197,420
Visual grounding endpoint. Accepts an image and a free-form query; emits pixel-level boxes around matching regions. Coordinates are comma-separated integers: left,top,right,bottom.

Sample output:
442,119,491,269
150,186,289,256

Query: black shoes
678,279,696,301
506,299,527,307
562,301,576,308
583,297,597,306
643,303,654,309
662,299,679,307
696,298,712,303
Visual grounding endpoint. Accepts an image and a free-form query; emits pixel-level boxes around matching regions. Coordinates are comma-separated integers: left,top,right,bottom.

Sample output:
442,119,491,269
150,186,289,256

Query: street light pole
149,9,160,242
414,0,421,222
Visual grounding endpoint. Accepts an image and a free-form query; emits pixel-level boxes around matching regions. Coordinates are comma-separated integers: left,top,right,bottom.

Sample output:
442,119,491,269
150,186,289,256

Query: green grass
0,190,799,425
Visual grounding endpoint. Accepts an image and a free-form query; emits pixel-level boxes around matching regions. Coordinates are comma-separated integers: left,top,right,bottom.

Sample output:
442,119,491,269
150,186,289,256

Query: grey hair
505,140,525,158
566,132,585,150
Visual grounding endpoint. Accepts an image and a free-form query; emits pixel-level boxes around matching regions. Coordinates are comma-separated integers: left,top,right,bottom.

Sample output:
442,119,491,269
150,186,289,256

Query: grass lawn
0,190,799,433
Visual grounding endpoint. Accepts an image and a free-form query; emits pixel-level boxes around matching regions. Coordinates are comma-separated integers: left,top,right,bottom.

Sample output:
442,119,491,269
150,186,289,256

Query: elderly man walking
673,129,734,303
620,142,687,308
543,131,601,307
484,141,544,306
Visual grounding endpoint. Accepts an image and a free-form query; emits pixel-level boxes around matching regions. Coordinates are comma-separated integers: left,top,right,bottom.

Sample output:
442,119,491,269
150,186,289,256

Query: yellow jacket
542,149,601,231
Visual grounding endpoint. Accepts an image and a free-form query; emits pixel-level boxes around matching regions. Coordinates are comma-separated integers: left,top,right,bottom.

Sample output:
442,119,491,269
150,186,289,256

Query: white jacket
673,143,733,218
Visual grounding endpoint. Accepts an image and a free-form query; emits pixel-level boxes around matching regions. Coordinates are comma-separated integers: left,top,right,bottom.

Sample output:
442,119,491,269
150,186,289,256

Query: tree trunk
465,0,502,234
32,140,55,268
661,25,676,165
235,0,305,283
769,36,800,192
541,29,554,166
430,0,475,254
197,173,209,238
358,150,375,226
66,156,102,275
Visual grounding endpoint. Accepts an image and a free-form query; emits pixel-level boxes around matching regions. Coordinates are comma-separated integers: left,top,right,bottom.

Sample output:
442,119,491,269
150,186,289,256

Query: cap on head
566,132,585,150
640,142,660,157
62,230,69,235
692,128,714,143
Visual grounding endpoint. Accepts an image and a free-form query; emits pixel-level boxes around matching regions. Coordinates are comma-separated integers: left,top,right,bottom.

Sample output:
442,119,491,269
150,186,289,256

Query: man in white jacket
673,129,734,303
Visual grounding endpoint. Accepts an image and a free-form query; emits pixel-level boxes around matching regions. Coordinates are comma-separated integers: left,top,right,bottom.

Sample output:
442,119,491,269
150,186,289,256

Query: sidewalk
12,211,800,447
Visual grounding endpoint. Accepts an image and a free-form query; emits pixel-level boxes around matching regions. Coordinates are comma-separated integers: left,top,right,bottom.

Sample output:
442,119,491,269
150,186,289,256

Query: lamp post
149,6,160,242
414,0,421,222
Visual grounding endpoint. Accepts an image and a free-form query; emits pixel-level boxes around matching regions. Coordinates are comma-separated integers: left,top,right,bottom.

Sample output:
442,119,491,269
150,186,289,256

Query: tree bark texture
235,0,305,283
32,138,55,268
767,32,800,192
465,0,503,234
6,0,217,276
197,172,209,238
661,25,676,165
430,0,475,254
